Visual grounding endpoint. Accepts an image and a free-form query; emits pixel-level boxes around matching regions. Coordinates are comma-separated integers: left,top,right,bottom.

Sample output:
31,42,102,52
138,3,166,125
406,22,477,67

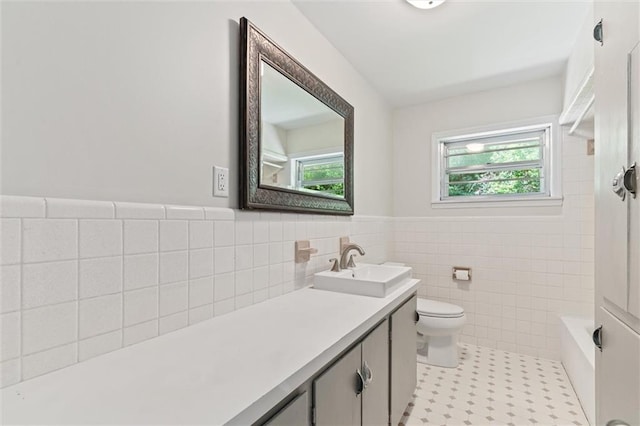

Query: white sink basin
313,264,412,298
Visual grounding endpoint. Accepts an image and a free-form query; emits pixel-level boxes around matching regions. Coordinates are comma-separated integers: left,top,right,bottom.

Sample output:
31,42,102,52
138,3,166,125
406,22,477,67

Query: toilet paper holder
452,266,471,281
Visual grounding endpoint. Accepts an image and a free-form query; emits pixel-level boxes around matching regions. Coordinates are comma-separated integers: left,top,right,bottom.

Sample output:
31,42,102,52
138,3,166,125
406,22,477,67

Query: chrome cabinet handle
362,361,373,387
606,420,630,426
355,369,365,395
593,325,603,351
623,162,637,198
613,167,627,201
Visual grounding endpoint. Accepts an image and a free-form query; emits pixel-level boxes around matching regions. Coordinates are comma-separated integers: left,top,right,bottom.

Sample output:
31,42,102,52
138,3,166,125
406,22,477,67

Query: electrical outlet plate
213,166,229,197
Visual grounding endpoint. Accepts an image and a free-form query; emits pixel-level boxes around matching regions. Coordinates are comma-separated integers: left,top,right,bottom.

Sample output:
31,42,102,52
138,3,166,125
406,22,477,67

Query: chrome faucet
339,244,366,270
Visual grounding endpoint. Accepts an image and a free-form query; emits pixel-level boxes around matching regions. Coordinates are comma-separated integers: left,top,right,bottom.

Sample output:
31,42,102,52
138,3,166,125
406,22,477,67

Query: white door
594,1,640,424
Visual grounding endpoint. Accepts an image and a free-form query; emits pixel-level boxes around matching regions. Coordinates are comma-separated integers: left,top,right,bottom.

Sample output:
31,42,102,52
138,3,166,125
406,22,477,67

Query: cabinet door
362,320,389,426
390,295,417,425
596,307,640,425
263,392,309,426
594,0,639,315
313,344,362,426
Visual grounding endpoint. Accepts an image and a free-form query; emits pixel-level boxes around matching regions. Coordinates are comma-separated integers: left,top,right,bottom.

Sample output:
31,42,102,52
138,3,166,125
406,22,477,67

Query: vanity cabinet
261,293,417,426
313,319,389,426
264,392,309,426
390,294,417,425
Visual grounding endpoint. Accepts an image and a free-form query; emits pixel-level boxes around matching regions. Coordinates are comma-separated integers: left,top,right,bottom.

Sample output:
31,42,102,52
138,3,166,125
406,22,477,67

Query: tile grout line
120,219,126,349
75,218,80,363
18,217,24,383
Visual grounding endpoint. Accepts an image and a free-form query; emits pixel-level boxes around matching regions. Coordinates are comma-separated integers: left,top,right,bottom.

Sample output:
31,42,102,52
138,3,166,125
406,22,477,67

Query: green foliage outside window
301,160,344,196
447,141,543,197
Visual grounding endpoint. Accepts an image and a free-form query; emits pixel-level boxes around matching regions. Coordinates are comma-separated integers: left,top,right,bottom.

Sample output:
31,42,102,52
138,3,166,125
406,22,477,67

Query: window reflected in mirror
260,60,345,199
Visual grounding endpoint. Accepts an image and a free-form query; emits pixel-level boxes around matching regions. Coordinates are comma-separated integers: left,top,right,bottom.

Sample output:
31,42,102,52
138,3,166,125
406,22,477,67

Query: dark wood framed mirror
239,17,354,215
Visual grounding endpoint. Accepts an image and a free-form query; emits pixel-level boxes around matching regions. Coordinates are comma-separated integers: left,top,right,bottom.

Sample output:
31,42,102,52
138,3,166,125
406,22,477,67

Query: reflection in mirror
260,61,345,198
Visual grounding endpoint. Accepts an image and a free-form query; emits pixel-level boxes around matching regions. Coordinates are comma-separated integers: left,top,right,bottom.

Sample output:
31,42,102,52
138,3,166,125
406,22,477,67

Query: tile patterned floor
399,343,589,426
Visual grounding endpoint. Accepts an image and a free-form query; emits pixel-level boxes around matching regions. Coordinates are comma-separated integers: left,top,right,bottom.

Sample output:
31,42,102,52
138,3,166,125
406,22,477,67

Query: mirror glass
260,61,345,199
239,17,354,215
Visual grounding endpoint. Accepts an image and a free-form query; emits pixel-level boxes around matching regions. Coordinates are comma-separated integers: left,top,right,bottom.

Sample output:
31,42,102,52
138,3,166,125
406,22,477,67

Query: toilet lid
417,299,464,318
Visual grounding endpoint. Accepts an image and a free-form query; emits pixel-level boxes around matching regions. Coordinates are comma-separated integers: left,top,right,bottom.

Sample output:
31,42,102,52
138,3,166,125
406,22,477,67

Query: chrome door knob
613,167,627,201
623,162,637,198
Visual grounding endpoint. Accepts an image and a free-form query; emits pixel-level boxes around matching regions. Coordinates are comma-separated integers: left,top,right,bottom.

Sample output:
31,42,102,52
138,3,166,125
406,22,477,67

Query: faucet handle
347,254,358,268
329,258,341,272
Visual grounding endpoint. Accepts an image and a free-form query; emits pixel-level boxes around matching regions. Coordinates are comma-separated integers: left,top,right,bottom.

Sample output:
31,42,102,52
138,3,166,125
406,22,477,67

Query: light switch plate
213,166,229,197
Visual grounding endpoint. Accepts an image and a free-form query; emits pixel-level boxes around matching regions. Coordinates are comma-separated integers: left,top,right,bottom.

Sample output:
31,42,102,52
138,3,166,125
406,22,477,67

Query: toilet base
416,334,460,368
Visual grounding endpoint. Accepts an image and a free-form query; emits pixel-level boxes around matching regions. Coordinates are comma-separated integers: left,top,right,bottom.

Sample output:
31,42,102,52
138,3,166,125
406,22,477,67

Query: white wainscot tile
215,247,234,274
124,253,159,290
214,273,234,301
282,221,296,241
159,220,188,252
188,276,213,308
22,301,77,355
235,245,253,271
253,244,269,267
159,311,188,335
189,248,213,279
269,242,283,264
79,256,122,299
23,219,77,263
22,343,77,381
124,220,158,255
0,265,21,313
0,196,45,218
235,269,253,295
165,205,204,220
269,222,283,242
214,221,235,247
235,220,253,245
159,251,188,285
253,289,269,304
253,221,269,244
189,304,213,325
269,264,283,286
204,207,234,221
235,294,253,310
79,294,122,339
123,287,158,327
0,219,21,265
79,330,122,361
189,221,213,249
22,260,78,309
253,267,269,291
46,198,114,218
159,281,188,316
1,358,21,388
115,202,165,220
213,299,235,317
79,220,122,258
1,312,20,361
123,320,157,347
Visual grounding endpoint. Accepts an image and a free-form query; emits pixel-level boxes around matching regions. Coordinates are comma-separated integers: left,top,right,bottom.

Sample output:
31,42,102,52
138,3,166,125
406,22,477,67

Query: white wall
0,1,393,216
393,76,565,217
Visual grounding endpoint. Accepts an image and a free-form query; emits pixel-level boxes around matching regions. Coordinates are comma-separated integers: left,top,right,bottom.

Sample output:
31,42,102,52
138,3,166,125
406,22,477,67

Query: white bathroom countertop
2,280,419,425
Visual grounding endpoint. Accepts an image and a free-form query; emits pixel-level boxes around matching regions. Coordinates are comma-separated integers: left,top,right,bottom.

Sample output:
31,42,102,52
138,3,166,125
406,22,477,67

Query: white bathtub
560,316,595,425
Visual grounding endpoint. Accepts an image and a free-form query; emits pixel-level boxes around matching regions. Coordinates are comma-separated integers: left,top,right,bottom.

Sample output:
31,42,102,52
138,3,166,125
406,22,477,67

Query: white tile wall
391,137,594,360
0,195,390,387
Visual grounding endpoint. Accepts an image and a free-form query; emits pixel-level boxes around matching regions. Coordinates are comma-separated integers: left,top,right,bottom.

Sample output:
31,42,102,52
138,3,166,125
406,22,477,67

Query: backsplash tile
22,260,77,309
0,195,390,387
23,219,77,263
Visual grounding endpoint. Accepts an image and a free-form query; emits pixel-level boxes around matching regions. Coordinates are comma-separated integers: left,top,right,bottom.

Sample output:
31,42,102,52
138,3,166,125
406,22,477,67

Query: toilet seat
417,299,464,318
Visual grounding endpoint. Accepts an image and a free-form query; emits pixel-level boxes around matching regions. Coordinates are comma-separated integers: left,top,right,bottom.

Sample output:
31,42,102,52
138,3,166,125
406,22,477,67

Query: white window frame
431,115,563,208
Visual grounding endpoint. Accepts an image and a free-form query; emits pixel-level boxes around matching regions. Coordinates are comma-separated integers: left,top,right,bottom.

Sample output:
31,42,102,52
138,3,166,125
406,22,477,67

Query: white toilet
416,298,466,368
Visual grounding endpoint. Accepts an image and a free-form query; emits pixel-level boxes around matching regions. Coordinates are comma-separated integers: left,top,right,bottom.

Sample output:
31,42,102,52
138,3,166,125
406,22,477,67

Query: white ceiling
292,0,592,107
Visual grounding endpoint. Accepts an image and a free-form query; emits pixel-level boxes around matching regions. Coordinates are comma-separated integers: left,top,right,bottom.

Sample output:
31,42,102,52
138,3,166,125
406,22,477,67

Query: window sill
431,196,563,209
